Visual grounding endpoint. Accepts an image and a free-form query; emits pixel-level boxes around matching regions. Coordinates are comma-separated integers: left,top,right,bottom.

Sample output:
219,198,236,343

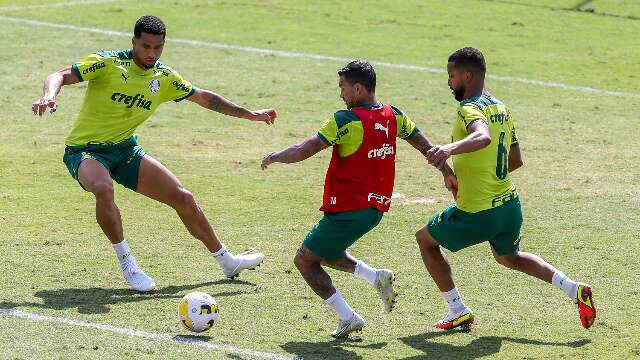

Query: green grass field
1,0,639,359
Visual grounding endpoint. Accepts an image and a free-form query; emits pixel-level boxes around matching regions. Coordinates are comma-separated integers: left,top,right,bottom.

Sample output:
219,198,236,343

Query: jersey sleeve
162,69,196,103
390,105,418,139
317,117,339,145
71,54,110,82
457,104,488,131
509,111,519,146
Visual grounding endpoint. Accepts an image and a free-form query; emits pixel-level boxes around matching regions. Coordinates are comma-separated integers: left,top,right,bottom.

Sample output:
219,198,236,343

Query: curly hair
134,15,166,38
448,47,486,73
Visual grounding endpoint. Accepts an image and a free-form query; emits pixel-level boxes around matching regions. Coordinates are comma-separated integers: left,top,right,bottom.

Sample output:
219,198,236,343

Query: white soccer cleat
222,251,264,279
331,312,365,338
374,269,397,312
120,255,155,292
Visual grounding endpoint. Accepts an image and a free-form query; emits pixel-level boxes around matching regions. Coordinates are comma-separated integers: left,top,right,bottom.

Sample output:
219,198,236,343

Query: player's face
447,62,466,101
339,76,357,108
132,33,165,69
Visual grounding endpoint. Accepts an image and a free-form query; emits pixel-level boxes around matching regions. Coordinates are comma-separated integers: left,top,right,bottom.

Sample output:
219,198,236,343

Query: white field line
0,14,638,98
0,308,296,360
0,0,122,11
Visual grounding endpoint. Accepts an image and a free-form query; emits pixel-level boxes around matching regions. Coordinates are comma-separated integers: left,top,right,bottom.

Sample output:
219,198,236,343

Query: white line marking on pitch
0,308,296,360
0,15,637,98
0,0,122,11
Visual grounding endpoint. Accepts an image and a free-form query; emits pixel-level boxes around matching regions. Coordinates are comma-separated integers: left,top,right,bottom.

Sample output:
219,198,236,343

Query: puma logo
121,73,129,82
374,121,389,138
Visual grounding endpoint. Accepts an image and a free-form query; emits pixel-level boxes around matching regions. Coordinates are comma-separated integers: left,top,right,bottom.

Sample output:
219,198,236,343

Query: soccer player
261,60,455,338
32,16,276,292
417,47,595,330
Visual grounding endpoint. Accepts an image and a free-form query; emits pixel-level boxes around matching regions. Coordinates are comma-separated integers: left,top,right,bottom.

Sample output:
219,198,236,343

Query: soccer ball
178,292,219,332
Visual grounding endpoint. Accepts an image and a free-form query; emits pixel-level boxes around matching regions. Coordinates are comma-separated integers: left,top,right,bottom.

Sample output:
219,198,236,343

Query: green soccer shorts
303,207,384,261
62,136,146,191
427,197,523,256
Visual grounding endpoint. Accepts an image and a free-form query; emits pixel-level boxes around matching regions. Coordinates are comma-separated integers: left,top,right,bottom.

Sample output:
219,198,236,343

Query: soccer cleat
330,312,365,338
223,250,264,279
432,307,474,331
576,283,596,329
120,255,155,292
374,269,397,313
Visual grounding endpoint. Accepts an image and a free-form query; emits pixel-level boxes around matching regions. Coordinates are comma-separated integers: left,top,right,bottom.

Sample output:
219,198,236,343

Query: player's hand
443,172,458,200
426,144,453,169
261,152,277,170
32,96,57,117
249,109,277,125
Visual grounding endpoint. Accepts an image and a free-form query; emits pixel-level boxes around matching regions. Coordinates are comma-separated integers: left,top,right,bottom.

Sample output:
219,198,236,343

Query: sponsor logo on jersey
121,73,129,82
490,112,508,124
82,62,105,75
149,79,161,93
368,143,394,159
172,80,190,93
368,192,391,205
110,92,153,110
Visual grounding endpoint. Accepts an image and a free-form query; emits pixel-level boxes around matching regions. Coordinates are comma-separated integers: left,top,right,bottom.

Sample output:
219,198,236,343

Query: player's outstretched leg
294,245,364,338
78,158,155,292
492,249,596,329
415,226,473,330
321,252,397,313
136,155,264,279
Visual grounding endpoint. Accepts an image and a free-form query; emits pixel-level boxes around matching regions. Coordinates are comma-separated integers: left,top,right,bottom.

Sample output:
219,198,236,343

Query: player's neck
463,84,484,101
351,95,377,109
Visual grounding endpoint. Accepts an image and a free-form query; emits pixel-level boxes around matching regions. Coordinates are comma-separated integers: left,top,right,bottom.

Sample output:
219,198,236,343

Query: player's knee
172,187,196,211
495,254,518,269
91,181,114,201
415,228,436,248
293,252,306,271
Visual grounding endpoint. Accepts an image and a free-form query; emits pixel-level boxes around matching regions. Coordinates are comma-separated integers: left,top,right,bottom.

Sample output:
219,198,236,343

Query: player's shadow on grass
281,338,388,360
0,280,254,314
399,330,590,360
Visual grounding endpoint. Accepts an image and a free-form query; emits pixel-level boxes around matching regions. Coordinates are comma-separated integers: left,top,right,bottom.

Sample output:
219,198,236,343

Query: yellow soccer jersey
317,103,417,157
452,93,519,213
65,49,195,146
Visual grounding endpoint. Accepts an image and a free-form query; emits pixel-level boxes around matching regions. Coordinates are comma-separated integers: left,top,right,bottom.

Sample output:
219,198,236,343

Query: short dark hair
338,60,376,92
448,47,486,73
134,15,166,38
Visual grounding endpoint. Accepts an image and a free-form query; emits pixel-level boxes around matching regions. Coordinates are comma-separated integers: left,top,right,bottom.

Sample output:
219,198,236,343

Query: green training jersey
317,103,418,157
65,49,195,146
452,93,518,213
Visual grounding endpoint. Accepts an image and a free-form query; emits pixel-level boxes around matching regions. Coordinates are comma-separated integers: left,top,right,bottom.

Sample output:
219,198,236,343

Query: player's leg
77,157,155,292
135,154,263,278
293,244,363,338
322,251,397,313
309,208,397,313
77,158,123,244
489,198,595,328
415,225,473,329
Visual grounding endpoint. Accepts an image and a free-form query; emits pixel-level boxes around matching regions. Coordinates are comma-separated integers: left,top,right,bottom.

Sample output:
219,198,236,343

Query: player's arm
32,67,80,117
406,130,458,199
405,130,454,175
187,88,276,125
425,120,491,168
509,144,523,172
261,135,329,170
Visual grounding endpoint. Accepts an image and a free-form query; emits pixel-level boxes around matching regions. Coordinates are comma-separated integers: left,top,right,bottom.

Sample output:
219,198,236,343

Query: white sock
442,287,466,313
354,260,377,286
211,245,237,269
552,271,578,300
112,240,131,265
325,290,355,321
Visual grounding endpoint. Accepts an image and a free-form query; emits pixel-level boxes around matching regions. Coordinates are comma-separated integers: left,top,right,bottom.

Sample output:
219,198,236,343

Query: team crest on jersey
148,79,161,93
